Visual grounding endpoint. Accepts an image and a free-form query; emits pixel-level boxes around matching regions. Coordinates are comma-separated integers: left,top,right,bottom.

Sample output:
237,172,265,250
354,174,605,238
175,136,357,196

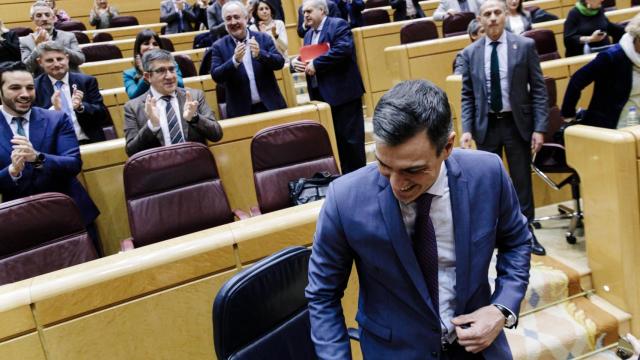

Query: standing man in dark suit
33,42,107,144
160,0,197,34
460,0,548,255
207,0,228,42
124,49,223,156
210,0,287,118
0,62,101,254
307,80,531,359
337,0,365,28
291,0,366,174
390,0,425,21
296,0,341,38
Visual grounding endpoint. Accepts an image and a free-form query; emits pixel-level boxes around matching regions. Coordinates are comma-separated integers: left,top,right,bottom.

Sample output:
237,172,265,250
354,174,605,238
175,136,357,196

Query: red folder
300,43,330,62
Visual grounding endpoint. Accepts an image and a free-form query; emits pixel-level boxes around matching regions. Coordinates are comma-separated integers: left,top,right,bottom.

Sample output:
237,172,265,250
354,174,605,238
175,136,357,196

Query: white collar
150,86,176,100
48,72,70,88
313,16,328,32
1,105,32,124
485,30,507,48
425,161,448,197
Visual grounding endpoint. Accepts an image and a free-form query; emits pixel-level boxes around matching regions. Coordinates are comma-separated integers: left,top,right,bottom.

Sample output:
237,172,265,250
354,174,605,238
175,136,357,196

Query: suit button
431,351,438,357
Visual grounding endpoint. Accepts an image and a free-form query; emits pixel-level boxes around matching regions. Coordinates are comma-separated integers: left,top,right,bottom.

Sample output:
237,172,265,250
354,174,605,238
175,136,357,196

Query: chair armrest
120,238,135,252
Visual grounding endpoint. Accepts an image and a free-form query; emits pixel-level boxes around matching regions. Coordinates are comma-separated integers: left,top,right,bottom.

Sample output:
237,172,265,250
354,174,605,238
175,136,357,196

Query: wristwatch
33,152,45,168
493,304,517,328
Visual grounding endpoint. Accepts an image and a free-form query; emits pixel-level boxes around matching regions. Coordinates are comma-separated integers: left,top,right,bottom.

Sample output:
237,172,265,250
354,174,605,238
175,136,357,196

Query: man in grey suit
19,1,84,75
460,0,548,255
160,0,197,34
124,49,223,156
207,0,228,41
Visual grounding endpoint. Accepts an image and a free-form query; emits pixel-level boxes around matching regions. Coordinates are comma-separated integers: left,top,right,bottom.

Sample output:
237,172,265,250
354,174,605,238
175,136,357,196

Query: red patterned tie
413,193,439,314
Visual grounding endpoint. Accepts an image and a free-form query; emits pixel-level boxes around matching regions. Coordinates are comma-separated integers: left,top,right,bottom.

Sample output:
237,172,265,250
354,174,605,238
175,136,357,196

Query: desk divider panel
84,23,165,42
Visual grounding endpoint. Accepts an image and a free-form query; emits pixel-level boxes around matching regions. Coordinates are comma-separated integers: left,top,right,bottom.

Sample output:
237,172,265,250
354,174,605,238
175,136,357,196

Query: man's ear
143,72,150,82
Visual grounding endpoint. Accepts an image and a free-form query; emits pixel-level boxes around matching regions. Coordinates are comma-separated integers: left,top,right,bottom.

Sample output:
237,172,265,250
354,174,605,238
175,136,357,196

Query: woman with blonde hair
562,13,640,129
0,19,21,65
89,0,119,29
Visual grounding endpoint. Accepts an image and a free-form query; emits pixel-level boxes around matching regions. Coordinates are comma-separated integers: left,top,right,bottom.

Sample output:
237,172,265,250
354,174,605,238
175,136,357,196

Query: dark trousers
250,102,268,115
308,87,366,174
477,114,534,222
443,340,485,360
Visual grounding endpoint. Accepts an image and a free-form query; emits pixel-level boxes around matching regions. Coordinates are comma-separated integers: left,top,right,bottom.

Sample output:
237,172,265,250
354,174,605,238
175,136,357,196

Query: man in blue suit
0,62,101,253
306,80,532,359
291,0,366,174
337,0,365,28
33,41,108,144
296,0,342,38
210,1,287,119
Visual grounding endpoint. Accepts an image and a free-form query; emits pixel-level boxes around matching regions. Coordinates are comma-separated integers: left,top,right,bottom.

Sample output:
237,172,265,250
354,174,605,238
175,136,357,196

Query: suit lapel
0,112,13,155
474,38,487,100
445,155,472,315
376,174,439,318
176,89,189,140
28,108,48,151
41,76,55,107
507,32,518,91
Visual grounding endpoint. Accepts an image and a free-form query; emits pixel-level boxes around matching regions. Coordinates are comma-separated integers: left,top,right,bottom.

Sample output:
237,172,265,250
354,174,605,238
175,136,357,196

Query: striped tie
413,192,439,314
161,95,184,144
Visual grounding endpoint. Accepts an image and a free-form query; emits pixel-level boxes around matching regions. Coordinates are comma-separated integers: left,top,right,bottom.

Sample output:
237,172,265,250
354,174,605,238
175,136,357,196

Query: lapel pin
513,43,518,50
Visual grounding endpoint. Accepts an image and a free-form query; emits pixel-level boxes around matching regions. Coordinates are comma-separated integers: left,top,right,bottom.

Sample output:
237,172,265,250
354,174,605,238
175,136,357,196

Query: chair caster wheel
531,221,541,230
566,234,577,244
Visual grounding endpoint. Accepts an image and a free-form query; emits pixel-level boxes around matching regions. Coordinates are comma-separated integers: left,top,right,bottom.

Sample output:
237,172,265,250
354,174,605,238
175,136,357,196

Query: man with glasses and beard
123,49,223,156
0,61,101,254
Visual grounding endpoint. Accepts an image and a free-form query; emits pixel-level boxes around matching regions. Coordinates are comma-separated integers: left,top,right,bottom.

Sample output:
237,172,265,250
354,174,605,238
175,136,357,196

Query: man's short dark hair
0,62,31,87
373,80,452,155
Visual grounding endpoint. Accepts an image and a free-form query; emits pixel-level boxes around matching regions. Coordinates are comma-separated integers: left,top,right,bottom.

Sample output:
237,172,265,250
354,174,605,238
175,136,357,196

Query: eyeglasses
149,66,177,75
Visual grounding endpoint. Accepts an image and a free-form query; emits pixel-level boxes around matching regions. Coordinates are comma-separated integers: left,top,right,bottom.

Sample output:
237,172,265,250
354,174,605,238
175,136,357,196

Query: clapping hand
248,38,260,58
182,91,198,122
8,149,26,177
144,95,160,127
71,86,84,110
51,90,62,111
11,136,38,163
31,28,49,45
234,41,246,63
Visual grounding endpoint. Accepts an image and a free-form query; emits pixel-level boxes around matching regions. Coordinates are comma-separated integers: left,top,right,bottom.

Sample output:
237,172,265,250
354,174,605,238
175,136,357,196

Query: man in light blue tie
123,49,223,156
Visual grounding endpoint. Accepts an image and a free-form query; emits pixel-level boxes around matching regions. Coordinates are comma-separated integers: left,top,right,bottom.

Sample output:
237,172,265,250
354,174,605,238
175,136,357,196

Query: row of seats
0,121,338,285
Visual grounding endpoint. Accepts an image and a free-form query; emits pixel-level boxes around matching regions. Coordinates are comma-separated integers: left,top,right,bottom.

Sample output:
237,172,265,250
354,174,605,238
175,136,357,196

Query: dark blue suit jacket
210,30,287,119
306,150,531,359
33,72,107,143
303,16,364,106
337,0,365,28
0,107,99,225
561,44,631,129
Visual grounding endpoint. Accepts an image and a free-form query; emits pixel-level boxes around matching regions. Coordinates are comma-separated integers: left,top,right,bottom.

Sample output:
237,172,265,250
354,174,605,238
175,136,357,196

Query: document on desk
300,43,330,62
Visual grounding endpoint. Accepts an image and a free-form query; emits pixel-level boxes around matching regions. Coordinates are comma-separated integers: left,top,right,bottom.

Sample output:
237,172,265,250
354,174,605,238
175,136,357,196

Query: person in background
391,0,425,21
432,0,482,21
124,49,223,156
0,20,21,66
337,0,365,28
192,0,210,30
297,0,340,38
505,0,532,35
245,0,258,27
250,0,288,57
453,19,484,74
562,14,640,129
89,0,119,29
160,0,197,34
123,30,185,99
563,0,624,57
44,0,70,26
20,1,84,74
208,0,228,41
210,1,287,118
34,41,107,144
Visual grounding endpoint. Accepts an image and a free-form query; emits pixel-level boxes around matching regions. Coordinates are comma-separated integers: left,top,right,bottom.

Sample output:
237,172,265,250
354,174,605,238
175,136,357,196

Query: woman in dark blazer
0,21,20,66
561,16,640,129
390,0,425,21
563,0,624,57
505,0,532,35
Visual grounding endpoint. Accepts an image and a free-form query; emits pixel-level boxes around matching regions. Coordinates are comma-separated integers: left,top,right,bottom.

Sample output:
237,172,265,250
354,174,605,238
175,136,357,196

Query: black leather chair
213,246,317,360
160,37,175,52
55,20,86,31
81,44,123,62
92,32,114,43
400,20,438,44
531,77,582,244
362,8,390,26
109,16,139,28
10,27,33,37
522,29,561,62
174,54,197,78
364,0,389,9
442,12,475,37
73,31,90,44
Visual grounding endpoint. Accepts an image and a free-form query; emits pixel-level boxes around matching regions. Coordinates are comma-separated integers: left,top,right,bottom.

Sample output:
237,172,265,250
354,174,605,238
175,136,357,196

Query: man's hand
531,131,544,154
135,54,143,72
144,95,160,127
234,42,246,63
291,57,307,73
31,28,49,46
452,305,506,354
589,29,607,43
460,132,473,149
182,91,198,122
10,135,38,163
176,0,185,11
305,61,316,76
51,90,62,111
8,150,26,177
71,87,84,110
248,38,260,58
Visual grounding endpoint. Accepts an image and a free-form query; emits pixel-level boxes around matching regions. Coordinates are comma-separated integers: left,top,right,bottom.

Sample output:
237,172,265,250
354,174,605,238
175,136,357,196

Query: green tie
13,117,26,137
490,41,503,113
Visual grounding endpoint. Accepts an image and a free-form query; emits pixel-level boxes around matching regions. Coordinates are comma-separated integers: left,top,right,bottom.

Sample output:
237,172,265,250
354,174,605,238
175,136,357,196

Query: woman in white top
505,0,532,35
249,0,287,57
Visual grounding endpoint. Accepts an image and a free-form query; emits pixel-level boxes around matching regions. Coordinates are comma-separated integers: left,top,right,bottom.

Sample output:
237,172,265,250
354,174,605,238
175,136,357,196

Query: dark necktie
13,117,26,137
490,41,503,113
413,192,439,314
55,80,74,121
161,95,185,144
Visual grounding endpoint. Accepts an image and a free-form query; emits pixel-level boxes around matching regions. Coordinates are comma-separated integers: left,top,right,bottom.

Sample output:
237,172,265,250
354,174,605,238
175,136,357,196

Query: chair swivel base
533,205,583,245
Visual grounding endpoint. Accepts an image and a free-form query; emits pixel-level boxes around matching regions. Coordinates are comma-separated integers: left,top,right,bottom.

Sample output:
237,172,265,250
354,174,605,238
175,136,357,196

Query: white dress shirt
311,16,327,45
507,15,525,35
406,0,417,16
231,30,261,104
147,87,186,146
398,163,457,337
2,106,31,139
484,31,512,112
48,73,89,141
